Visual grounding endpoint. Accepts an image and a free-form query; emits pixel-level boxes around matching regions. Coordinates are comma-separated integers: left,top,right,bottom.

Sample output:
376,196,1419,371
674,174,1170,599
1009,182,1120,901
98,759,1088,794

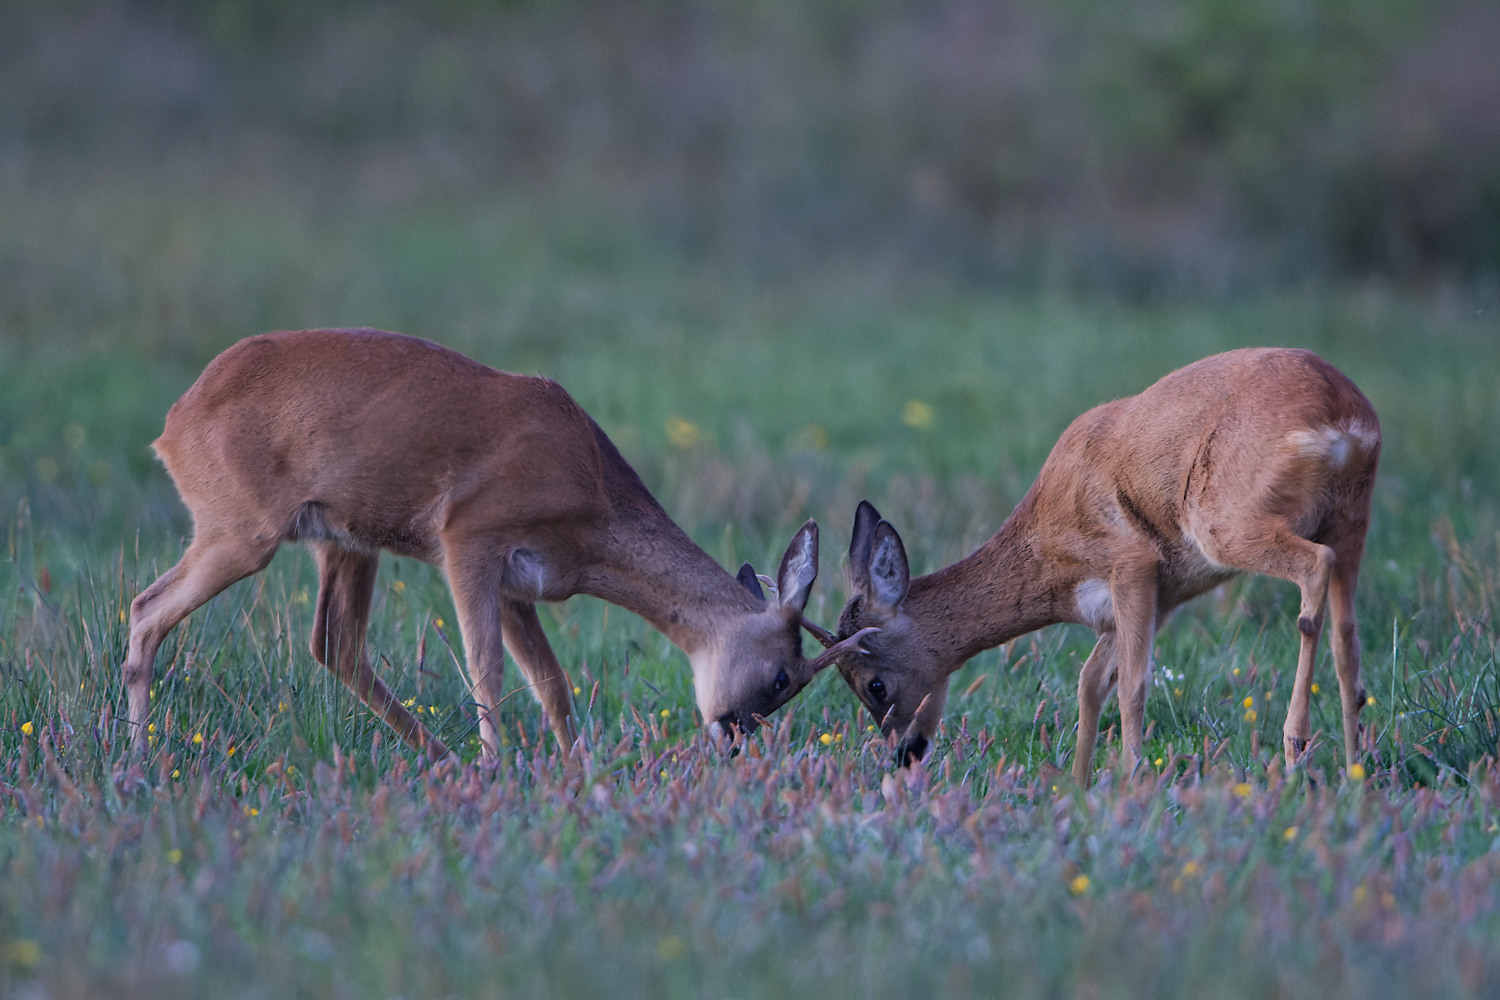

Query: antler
808,626,879,674
800,616,839,649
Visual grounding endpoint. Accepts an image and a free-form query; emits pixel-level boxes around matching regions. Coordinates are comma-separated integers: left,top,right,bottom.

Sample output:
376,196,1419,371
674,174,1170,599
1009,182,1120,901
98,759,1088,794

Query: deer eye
773,669,790,694
868,677,886,702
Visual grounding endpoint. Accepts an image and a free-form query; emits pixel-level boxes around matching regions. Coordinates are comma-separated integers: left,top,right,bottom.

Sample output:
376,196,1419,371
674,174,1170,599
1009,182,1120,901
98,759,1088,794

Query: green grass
3,97,1500,1000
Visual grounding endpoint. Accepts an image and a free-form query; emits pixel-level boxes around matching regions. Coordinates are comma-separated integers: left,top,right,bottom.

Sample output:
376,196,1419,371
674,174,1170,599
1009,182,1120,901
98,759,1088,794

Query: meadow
4,2,1500,997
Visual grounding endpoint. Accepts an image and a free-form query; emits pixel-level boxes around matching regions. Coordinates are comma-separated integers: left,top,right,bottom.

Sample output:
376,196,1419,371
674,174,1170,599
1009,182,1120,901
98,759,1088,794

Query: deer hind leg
1214,528,1335,768
309,542,451,761
1111,556,1159,780
1073,631,1118,787
499,598,577,758
124,532,279,750
1327,544,1367,770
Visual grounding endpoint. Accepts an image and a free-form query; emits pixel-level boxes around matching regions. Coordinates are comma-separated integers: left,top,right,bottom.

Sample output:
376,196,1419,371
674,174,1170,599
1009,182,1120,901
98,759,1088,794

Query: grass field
2,175,1498,997
4,6,1500,992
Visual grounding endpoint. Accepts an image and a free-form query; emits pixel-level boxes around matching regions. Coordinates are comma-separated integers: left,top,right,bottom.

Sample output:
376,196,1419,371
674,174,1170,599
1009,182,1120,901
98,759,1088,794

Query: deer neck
904,492,1074,666
581,509,757,656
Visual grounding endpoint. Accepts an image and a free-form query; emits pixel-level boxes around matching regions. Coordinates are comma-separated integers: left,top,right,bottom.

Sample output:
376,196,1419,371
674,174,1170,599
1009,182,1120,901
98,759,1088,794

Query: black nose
893,733,929,768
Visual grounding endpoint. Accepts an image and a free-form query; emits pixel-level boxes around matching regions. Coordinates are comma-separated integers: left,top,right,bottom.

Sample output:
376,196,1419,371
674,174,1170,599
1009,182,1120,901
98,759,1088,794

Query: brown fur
124,328,850,761
836,348,1380,784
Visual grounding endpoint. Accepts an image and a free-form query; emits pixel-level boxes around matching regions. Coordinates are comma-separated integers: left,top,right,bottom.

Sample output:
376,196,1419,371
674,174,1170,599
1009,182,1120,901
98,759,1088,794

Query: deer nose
893,732,929,768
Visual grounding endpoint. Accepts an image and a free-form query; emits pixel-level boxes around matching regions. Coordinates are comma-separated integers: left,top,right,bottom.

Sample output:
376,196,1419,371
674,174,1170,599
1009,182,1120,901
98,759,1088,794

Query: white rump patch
1285,420,1378,470
1074,578,1114,630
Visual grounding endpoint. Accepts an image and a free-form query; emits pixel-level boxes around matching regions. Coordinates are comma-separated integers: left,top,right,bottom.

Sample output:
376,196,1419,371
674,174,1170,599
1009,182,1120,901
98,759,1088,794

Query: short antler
808,626,879,674
800,616,839,649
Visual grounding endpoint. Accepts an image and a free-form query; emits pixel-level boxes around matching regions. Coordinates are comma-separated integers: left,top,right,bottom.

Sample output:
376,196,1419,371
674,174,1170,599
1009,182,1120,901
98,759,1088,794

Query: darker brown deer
826,349,1380,784
123,328,870,761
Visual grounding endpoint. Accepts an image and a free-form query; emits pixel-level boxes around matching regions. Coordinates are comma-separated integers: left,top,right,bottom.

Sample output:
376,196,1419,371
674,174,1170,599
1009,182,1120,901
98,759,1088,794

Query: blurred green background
4,0,1497,532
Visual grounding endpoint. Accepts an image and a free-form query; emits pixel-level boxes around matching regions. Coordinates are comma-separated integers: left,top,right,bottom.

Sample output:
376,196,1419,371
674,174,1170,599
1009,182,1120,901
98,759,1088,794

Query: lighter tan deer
825,348,1380,784
124,328,871,762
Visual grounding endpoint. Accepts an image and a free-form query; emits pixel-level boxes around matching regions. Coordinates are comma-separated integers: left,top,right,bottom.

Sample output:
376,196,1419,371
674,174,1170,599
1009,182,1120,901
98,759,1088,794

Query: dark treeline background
4,0,1497,298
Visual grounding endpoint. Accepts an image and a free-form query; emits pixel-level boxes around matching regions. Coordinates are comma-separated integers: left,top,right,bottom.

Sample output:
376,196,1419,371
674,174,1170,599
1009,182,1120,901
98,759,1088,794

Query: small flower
245,806,259,817
660,709,670,718
1182,860,1201,877
192,732,203,746
5,939,40,969
902,400,935,430
119,609,127,624
171,769,180,779
1348,763,1367,781
1173,687,1183,698
1232,782,1253,798
167,848,182,864
867,724,876,732
819,733,833,746
227,746,236,757
1365,695,1376,706
1244,709,1257,722
147,723,156,734
20,721,33,737
1311,682,1320,694
659,770,669,780
572,686,581,696
1068,873,1091,895
1232,667,1241,677
665,416,702,449
1242,696,1254,709
392,580,405,593
1283,826,1299,842
1154,756,1164,768
434,617,445,629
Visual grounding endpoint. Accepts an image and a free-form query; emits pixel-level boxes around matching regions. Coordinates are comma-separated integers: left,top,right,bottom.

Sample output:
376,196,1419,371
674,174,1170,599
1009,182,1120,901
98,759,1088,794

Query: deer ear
865,520,910,613
847,500,882,585
736,562,766,601
775,520,819,613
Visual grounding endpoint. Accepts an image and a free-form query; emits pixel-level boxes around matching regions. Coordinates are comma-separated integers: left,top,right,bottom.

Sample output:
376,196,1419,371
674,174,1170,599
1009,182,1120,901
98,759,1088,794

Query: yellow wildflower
819,733,833,746
1068,874,1091,895
20,721,33,737
192,732,203,746
1348,763,1367,781
902,400,935,430
5,940,40,969
665,417,701,449
1242,696,1254,709
1232,782,1252,798
1283,826,1298,842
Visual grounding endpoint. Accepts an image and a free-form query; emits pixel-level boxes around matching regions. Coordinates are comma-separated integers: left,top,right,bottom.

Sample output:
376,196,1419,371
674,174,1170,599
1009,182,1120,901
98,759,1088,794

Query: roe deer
124,328,870,761
826,348,1380,784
